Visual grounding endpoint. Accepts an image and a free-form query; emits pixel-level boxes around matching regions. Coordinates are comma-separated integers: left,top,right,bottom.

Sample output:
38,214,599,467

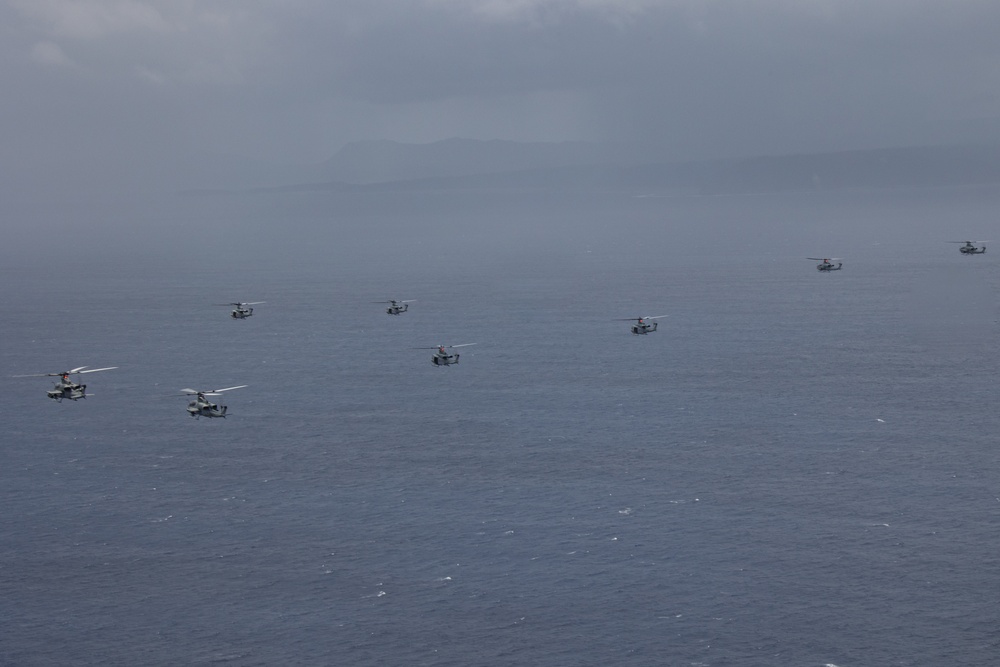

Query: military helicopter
808,258,843,271
617,316,667,335
374,299,415,315
180,385,247,418
415,344,476,366
14,366,118,401
949,241,987,254
218,302,264,319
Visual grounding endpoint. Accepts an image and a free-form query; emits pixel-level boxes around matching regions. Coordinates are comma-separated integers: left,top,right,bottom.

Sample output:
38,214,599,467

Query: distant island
181,139,1000,196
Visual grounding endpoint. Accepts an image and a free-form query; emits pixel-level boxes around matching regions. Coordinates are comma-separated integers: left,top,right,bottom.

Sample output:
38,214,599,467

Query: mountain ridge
183,141,1000,196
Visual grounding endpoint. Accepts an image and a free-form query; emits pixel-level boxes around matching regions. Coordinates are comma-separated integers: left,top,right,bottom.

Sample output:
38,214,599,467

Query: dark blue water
3,186,999,665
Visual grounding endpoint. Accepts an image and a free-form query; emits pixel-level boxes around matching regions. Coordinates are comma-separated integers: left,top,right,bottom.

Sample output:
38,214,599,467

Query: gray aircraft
218,302,264,319
14,366,118,401
808,258,843,271
416,344,476,366
181,385,247,418
375,299,415,315
949,241,987,255
618,315,667,335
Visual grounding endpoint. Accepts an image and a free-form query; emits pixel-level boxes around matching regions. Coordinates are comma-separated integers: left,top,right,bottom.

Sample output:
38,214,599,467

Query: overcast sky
3,0,1000,182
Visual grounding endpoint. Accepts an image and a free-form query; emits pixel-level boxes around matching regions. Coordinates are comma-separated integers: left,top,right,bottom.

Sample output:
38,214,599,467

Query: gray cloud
3,0,1000,187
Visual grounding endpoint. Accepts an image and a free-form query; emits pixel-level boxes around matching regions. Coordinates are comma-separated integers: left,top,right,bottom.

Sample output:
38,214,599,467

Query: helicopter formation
806,239,988,272
14,242,984,414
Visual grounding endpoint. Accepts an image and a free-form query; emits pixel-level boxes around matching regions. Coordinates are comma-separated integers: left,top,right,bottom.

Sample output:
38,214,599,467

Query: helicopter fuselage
47,382,86,401
386,303,409,315
187,400,228,418
432,353,460,366
631,322,658,335
816,262,843,271
231,307,254,319
959,246,986,254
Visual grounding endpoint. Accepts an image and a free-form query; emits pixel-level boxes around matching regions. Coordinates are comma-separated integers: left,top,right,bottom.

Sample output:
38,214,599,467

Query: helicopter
808,258,843,271
14,366,118,401
180,385,247,418
415,344,476,366
617,316,667,335
218,302,264,319
374,299,415,315
949,241,987,255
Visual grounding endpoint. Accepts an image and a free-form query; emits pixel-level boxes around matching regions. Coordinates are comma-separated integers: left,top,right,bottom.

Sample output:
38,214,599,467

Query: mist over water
3,185,1000,665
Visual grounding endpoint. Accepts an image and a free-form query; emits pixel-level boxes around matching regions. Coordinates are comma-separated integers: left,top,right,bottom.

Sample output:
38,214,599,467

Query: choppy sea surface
2,185,1000,666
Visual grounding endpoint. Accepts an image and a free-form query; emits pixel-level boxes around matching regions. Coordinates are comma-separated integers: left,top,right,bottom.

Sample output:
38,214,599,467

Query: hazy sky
3,0,999,178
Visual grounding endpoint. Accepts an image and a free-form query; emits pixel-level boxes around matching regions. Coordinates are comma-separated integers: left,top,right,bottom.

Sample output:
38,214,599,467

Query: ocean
2,184,999,665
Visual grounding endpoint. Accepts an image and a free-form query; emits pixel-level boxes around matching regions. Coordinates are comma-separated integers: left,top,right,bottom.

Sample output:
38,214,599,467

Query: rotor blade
400,300,416,303
78,366,117,374
180,388,200,395
210,385,248,393
806,258,829,260
643,315,668,320
449,343,476,348
70,366,89,373
12,373,49,378
242,302,265,305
